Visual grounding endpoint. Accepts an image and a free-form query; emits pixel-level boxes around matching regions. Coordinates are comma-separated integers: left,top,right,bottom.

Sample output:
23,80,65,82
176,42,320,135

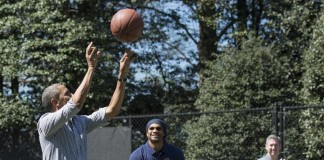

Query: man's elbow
105,107,120,119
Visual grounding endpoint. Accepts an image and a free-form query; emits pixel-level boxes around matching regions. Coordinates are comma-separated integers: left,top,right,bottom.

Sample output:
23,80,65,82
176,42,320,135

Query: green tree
266,1,322,159
1,0,323,159
0,1,41,158
119,0,200,114
299,7,324,159
302,6,324,104
184,37,295,159
0,96,38,159
0,0,119,158
183,0,322,159
1,0,200,157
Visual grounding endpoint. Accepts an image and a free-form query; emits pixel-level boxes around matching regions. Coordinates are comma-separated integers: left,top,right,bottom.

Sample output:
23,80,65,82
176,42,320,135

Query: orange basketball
110,9,144,42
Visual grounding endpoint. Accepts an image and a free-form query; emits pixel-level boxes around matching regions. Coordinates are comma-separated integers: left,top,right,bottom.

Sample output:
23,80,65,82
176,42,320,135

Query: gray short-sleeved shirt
37,99,108,160
257,154,271,160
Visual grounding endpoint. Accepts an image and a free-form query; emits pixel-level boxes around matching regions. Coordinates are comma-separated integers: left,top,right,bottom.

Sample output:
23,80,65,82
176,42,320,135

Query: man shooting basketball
37,42,135,160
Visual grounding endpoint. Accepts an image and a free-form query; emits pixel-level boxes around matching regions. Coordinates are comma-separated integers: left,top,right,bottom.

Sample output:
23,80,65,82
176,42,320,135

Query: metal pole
273,105,279,136
129,117,132,149
281,107,285,159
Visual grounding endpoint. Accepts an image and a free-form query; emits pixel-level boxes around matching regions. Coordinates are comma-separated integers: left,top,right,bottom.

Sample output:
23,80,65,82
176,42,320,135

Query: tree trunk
11,77,19,95
251,0,264,35
236,0,248,48
197,1,217,83
0,72,3,95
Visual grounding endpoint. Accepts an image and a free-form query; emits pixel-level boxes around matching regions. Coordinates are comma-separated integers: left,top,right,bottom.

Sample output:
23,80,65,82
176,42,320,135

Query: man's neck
267,153,278,160
148,140,164,152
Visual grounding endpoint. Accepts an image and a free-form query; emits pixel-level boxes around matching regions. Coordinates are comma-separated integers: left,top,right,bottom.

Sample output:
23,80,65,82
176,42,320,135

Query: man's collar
145,140,171,155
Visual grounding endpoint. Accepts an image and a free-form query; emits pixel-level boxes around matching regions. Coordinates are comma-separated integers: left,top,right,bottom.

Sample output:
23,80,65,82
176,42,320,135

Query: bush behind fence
108,106,323,160
0,106,322,159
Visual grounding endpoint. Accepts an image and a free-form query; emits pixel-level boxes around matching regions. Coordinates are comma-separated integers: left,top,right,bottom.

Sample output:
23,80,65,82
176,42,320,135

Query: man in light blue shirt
37,42,135,160
258,134,282,160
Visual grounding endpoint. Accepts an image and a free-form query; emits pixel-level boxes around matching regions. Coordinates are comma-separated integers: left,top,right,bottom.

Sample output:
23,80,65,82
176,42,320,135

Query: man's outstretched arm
72,42,101,109
105,49,135,119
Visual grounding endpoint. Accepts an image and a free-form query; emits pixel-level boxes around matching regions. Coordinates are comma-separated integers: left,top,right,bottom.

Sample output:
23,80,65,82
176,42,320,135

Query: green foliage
0,96,39,159
184,113,272,160
196,36,297,112
0,0,120,109
299,108,323,159
0,0,118,158
184,36,296,159
0,1,28,78
302,10,324,104
1,0,323,159
0,96,35,130
296,8,324,160
186,1,323,158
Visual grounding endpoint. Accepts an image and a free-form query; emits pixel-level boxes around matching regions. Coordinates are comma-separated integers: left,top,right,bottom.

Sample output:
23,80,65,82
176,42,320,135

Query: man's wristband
118,77,127,82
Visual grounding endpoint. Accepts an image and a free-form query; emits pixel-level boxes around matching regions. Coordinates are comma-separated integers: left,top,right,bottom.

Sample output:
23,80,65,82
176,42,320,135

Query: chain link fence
106,106,323,160
0,106,322,159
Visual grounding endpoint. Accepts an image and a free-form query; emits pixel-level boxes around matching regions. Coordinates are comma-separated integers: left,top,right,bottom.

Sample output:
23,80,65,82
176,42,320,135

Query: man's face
146,123,165,143
266,139,280,157
55,85,72,110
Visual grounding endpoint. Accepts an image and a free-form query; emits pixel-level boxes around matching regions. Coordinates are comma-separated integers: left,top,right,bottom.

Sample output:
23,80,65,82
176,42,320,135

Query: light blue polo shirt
37,99,108,160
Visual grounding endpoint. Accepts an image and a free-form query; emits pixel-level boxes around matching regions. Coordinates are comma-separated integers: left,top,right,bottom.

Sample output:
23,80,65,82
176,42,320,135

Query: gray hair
42,84,61,112
266,134,281,148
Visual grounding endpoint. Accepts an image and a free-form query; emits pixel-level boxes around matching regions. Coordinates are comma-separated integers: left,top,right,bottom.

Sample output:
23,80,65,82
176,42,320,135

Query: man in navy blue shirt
129,118,185,160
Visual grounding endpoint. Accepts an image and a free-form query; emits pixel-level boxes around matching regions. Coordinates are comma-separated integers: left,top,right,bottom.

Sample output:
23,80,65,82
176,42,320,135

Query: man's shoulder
257,155,271,160
37,113,50,124
166,143,183,152
132,144,146,153
129,145,146,159
39,112,49,118
164,142,184,159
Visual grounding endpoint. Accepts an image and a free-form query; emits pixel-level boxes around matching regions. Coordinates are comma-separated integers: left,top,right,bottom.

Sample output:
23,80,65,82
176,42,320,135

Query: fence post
280,106,285,159
273,105,279,136
128,117,132,148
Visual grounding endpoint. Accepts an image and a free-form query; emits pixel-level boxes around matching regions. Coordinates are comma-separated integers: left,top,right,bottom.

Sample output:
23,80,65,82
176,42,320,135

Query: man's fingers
96,51,101,59
120,53,127,62
89,47,98,59
86,42,93,52
125,48,135,57
129,53,136,61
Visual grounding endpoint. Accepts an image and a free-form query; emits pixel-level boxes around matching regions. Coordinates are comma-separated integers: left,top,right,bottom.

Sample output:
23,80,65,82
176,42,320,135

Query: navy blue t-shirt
129,140,185,160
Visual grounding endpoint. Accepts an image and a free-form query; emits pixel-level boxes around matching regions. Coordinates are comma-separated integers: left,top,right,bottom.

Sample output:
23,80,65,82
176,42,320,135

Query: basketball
110,9,144,42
